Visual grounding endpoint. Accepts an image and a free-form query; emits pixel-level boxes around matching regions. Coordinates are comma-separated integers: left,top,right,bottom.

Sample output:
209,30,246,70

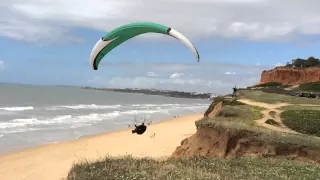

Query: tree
286,62,292,67
292,58,305,67
305,56,320,67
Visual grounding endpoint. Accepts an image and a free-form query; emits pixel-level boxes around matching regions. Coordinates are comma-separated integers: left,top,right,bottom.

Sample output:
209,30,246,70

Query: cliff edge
260,67,320,85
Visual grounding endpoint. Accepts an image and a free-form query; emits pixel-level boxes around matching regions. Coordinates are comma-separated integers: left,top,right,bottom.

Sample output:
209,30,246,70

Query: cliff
260,67,320,85
171,126,320,164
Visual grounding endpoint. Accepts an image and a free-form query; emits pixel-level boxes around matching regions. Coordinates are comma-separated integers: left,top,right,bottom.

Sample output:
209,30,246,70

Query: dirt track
237,99,299,134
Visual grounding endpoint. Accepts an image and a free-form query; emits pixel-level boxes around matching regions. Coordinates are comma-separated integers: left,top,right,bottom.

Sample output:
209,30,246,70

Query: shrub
265,119,280,127
299,82,320,92
281,110,320,137
218,106,243,118
254,82,283,87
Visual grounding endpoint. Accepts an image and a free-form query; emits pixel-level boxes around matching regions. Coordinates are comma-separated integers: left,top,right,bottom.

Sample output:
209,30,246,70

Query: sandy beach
0,113,203,180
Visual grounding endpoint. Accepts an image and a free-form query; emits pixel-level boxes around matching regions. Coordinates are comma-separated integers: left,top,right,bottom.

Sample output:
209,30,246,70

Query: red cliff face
260,67,320,85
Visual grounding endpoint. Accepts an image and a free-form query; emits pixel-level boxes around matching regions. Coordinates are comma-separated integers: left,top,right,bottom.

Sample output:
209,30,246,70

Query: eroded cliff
260,67,320,85
171,126,320,164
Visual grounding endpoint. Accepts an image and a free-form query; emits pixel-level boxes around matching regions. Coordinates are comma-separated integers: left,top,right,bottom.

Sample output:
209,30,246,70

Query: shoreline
0,112,203,180
0,112,203,157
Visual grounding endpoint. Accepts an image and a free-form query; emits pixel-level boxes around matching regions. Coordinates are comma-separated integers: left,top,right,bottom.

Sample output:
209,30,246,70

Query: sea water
0,83,210,155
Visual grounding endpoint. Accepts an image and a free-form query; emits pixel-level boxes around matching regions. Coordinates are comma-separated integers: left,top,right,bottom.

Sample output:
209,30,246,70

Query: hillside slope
172,98,320,164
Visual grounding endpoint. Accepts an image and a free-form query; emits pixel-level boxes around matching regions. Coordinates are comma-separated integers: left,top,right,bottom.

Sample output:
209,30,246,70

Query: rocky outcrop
259,67,320,85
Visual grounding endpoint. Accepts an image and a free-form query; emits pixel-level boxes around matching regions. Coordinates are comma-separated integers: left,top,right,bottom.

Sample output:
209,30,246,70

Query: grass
65,103,320,180
257,86,298,95
252,82,290,88
65,156,320,180
265,119,280,127
239,90,320,105
198,102,320,148
196,116,320,149
280,105,320,111
281,110,320,137
299,82,320,92
215,105,264,126
204,96,245,117
269,111,276,118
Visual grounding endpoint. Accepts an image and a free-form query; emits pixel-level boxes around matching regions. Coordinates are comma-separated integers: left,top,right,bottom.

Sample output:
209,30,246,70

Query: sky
1,0,320,94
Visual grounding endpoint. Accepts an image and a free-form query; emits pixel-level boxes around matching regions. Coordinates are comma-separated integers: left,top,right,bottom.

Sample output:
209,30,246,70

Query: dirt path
237,99,299,134
284,84,299,90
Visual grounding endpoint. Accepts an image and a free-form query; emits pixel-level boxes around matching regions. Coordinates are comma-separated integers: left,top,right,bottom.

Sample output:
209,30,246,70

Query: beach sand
0,113,203,180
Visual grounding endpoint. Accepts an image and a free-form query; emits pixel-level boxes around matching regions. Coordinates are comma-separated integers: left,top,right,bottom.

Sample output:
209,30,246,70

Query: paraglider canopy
90,22,200,70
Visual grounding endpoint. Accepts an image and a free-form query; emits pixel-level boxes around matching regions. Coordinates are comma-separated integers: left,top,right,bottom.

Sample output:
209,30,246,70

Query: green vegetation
285,56,320,68
265,119,280,127
65,91,320,180
281,110,320,137
204,96,245,117
269,111,276,118
200,98,320,148
239,90,320,105
299,82,320,92
217,105,242,118
212,96,245,106
66,156,320,180
280,105,320,111
197,102,320,149
196,116,320,149
257,86,297,95
254,82,282,87
214,105,263,126
252,82,289,88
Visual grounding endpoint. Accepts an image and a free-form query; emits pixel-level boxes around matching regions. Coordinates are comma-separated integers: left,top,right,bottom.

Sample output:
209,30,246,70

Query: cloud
170,72,184,79
0,60,4,69
274,62,283,67
225,71,236,75
147,72,158,77
3,0,320,43
87,61,270,93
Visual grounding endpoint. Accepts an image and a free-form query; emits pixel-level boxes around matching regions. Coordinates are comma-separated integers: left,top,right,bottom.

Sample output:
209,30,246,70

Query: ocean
0,83,210,155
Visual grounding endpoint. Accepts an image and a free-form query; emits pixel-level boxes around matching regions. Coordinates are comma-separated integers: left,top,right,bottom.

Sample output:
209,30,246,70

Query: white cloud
3,0,320,43
225,71,236,75
147,72,158,77
170,72,184,79
87,61,271,93
274,62,283,67
0,60,4,69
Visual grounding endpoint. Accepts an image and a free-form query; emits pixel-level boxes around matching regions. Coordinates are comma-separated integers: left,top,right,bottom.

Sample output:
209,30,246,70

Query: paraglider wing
167,28,200,62
90,22,200,70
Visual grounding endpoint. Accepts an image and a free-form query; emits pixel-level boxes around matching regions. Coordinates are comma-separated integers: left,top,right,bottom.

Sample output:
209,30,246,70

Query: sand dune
0,113,203,180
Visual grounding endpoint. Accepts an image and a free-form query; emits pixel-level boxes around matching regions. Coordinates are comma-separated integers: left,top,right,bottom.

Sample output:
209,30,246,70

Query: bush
281,110,320,137
254,82,284,88
218,106,243,118
299,82,320,92
291,56,320,68
265,119,280,127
